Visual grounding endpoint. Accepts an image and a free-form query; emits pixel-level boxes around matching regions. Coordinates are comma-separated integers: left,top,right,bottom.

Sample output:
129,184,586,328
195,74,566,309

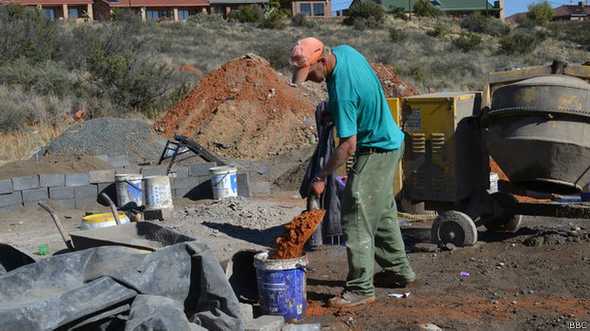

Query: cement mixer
399,61,590,247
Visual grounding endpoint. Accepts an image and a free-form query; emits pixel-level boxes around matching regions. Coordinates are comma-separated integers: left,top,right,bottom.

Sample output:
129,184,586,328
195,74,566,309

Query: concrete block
74,185,98,200
75,199,99,210
65,173,90,187
244,315,284,331
21,188,49,203
237,173,251,198
48,199,76,210
251,181,272,196
173,176,210,189
141,166,167,177
11,175,39,191
0,192,22,207
108,154,129,168
0,179,12,194
189,162,217,177
144,208,174,221
239,303,254,324
174,180,212,200
115,167,140,175
170,166,189,178
39,173,65,187
49,186,75,200
89,169,115,184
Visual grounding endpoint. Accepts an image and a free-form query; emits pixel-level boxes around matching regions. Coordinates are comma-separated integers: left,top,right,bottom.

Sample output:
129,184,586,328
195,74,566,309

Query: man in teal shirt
290,37,416,307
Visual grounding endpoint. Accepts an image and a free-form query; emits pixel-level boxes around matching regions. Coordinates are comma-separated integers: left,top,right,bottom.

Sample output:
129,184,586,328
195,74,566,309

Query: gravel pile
45,118,167,164
173,197,290,230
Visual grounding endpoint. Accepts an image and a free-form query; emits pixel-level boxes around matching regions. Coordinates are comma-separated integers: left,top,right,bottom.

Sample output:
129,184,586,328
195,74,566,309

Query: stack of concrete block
172,162,213,199
89,169,116,207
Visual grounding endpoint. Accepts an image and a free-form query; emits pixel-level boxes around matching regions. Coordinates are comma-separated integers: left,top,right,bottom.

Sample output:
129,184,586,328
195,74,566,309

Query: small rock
512,300,518,305
529,290,535,294
469,257,476,262
244,315,285,331
492,300,499,305
413,243,439,253
18,221,23,225
444,243,457,251
497,262,505,268
417,323,442,331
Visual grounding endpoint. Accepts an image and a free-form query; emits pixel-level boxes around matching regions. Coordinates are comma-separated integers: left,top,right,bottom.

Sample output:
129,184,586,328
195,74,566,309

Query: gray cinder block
89,169,115,184
189,162,217,177
49,186,75,200
0,192,22,207
0,179,12,194
21,188,49,203
65,173,90,187
11,175,39,190
39,173,65,187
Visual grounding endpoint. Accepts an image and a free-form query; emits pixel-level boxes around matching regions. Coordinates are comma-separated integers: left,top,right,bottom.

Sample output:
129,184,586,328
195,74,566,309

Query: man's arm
319,135,357,179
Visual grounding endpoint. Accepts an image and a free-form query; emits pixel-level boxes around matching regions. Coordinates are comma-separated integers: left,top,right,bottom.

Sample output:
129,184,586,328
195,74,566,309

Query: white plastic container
143,176,173,210
115,174,143,208
209,166,238,200
80,212,130,230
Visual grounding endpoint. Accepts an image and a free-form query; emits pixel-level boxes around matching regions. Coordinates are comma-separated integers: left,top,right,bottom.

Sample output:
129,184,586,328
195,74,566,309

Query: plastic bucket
488,172,499,194
115,174,143,208
80,212,130,230
254,251,308,321
209,166,238,200
143,176,173,210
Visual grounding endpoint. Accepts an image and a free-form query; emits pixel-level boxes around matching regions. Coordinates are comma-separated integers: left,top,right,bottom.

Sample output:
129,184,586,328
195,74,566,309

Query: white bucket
143,176,174,210
489,172,499,194
115,174,143,208
210,166,238,200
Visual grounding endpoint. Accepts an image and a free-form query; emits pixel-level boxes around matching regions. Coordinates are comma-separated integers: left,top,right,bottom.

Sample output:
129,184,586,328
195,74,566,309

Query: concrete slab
12,175,39,191
39,173,65,188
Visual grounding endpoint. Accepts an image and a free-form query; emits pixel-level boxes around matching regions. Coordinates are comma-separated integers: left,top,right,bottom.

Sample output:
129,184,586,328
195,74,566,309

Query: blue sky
506,0,580,16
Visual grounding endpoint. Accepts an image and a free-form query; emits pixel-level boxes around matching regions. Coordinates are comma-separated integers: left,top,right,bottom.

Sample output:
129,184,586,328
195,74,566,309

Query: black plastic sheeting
0,242,242,331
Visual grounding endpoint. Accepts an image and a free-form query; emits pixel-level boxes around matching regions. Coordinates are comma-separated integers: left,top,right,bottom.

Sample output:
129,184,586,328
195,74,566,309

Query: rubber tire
431,210,478,247
484,214,523,233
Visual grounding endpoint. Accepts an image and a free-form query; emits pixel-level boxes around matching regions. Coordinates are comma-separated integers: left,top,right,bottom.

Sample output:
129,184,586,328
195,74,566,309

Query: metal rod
100,193,120,225
38,202,73,250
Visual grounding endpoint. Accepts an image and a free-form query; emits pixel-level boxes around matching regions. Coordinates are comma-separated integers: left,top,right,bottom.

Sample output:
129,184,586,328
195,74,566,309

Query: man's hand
311,177,326,197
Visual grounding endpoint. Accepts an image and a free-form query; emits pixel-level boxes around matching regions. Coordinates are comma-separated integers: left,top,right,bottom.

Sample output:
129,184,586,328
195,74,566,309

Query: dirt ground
2,196,590,331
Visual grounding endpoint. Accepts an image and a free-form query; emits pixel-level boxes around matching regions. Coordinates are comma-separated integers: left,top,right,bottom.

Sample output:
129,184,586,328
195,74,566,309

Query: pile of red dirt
155,54,317,160
271,209,326,260
371,63,419,98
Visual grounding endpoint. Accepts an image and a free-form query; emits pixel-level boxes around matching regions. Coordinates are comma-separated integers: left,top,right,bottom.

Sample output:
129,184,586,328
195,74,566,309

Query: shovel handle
100,193,121,225
38,202,73,250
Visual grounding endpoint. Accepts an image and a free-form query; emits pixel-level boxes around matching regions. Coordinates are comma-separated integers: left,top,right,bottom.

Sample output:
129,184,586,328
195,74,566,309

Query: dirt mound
371,63,419,98
155,54,316,160
46,118,167,164
272,209,326,260
0,156,111,180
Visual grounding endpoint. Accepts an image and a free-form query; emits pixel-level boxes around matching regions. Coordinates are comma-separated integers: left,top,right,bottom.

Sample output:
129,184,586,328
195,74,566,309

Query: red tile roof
103,0,208,7
2,0,92,4
554,4,590,18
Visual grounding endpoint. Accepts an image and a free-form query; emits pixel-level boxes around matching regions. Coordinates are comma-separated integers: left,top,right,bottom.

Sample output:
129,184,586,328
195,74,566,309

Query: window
68,7,80,18
178,9,189,21
43,8,56,20
312,2,324,16
146,9,159,20
299,3,312,15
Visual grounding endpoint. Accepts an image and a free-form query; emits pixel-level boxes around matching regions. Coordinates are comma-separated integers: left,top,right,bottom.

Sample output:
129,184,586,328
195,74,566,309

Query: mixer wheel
431,211,478,247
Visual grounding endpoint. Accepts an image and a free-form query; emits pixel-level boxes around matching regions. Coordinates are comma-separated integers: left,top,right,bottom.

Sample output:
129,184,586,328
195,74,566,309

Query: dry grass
0,125,65,166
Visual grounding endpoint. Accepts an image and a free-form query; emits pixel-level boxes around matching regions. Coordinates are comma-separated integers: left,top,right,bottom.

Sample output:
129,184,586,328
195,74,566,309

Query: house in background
94,0,209,22
291,0,352,17
1,0,94,20
553,2,590,21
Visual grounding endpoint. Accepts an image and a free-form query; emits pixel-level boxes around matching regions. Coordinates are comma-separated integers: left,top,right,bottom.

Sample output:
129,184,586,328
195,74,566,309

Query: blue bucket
254,251,308,321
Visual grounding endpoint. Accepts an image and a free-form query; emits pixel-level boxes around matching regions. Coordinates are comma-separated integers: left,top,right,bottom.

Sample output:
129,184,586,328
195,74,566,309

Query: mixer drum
485,75,590,192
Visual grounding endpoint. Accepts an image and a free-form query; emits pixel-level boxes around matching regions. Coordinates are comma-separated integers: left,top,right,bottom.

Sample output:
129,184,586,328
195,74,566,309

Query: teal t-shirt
326,45,404,150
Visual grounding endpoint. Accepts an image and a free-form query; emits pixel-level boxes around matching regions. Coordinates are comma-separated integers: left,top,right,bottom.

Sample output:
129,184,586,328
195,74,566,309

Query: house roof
378,0,497,12
208,0,267,4
2,0,92,5
103,0,208,7
553,4,590,18
331,0,353,11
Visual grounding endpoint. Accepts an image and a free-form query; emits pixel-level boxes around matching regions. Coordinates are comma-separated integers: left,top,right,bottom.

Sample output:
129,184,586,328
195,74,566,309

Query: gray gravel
45,118,167,164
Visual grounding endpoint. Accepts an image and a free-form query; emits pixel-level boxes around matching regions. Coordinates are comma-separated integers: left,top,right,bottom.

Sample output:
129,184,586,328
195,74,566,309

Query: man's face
306,61,325,83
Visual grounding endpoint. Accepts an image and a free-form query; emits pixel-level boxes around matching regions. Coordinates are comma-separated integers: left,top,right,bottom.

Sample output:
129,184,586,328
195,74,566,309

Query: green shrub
343,1,385,28
460,13,510,36
427,21,450,38
527,1,554,26
389,27,407,41
228,5,264,23
548,21,590,50
452,32,482,52
258,8,287,29
291,13,318,28
499,29,544,54
413,0,441,17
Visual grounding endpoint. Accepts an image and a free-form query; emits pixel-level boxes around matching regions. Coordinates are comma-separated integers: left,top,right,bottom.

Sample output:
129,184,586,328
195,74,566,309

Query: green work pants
342,147,414,296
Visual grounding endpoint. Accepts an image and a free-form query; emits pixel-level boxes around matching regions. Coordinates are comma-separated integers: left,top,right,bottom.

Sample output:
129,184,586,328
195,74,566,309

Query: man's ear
319,57,328,65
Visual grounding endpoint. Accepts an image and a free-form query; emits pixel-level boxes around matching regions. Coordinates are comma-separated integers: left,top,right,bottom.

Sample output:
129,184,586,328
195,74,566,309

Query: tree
527,1,554,26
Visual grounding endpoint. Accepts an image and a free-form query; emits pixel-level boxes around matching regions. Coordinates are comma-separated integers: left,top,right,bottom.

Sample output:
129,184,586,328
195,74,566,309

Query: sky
505,0,584,16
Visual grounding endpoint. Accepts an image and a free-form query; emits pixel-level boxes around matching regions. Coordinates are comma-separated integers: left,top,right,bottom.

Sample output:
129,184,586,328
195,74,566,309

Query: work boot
373,269,417,289
328,291,376,308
